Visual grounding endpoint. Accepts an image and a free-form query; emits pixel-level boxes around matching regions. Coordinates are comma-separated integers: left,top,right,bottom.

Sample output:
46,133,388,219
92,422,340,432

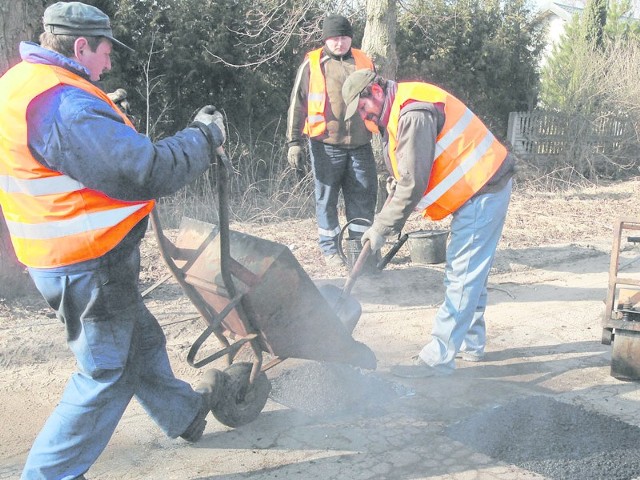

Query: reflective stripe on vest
0,62,155,268
386,83,507,220
303,48,377,136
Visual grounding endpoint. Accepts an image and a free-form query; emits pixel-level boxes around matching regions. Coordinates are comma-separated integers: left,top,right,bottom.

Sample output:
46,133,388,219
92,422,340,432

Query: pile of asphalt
269,361,414,418
446,395,640,480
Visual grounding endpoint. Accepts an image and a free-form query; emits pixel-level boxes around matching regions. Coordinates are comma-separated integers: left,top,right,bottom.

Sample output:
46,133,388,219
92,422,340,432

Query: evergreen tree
582,0,607,50
540,0,640,110
396,0,544,138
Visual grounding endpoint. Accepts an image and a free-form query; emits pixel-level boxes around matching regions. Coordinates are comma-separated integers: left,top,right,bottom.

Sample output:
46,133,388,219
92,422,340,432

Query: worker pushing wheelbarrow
151,146,377,428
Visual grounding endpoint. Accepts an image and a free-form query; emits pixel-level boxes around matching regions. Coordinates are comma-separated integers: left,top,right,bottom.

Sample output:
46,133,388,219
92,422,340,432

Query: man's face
357,84,385,128
324,36,352,56
76,38,112,81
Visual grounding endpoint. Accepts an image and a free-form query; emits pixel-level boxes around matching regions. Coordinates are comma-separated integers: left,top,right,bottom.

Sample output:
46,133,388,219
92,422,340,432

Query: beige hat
342,69,376,119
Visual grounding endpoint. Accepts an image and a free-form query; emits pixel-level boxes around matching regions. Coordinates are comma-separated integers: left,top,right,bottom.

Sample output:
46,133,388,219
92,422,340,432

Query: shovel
319,241,372,334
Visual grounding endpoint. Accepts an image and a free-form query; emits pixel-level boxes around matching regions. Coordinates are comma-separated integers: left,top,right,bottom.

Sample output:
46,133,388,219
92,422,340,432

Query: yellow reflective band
435,108,474,158
0,174,84,195
6,203,147,240
416,131,495,210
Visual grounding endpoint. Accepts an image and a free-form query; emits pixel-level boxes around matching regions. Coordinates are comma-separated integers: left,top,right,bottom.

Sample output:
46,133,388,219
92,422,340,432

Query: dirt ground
3,178,640,479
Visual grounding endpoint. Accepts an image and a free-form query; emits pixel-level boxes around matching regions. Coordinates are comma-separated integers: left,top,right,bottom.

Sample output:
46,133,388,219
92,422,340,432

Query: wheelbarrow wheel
212,362,271,428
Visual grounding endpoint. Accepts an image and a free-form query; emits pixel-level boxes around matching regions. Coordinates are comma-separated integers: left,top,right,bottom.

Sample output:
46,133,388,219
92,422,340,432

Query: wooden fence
507,110,635,157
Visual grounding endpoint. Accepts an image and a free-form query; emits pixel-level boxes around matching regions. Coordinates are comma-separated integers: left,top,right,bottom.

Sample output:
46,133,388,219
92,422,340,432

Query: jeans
22,247,201,480
419,179,512,368
308,140,377,255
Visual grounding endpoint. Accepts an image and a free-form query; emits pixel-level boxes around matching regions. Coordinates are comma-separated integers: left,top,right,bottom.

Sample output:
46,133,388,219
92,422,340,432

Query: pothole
269,362,414,418
446,395,640,480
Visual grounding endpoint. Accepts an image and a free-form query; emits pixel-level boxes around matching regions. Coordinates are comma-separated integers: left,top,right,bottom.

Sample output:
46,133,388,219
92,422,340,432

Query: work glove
361,227,386,253
287,145,305,171
193,105,226,144
107,88,131,115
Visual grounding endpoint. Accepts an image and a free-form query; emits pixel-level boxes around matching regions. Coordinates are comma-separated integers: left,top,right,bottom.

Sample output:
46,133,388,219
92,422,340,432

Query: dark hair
359,75,387,99
39,31,104,58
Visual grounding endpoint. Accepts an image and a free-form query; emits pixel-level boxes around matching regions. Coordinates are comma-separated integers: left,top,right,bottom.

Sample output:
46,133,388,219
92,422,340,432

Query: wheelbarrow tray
173,217,376,369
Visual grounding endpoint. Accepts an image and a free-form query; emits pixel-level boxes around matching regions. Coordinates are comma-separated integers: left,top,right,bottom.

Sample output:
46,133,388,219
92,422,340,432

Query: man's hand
194,105,226,143
361,227,386,253
287,145,305,170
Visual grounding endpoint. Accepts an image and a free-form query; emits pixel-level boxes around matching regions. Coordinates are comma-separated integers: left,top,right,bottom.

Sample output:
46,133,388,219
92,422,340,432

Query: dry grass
148,176,640,281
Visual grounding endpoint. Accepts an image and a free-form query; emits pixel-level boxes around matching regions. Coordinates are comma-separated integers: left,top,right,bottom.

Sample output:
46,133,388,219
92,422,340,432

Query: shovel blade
318,284,362,334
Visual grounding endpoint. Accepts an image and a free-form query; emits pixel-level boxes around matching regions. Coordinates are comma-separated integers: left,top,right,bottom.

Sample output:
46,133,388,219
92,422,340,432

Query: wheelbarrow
150,147,376,428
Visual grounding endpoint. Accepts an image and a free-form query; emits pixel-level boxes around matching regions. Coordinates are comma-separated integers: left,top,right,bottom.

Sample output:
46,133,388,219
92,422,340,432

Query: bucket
407,230,449,264
337,218,381,274
344,238,381,274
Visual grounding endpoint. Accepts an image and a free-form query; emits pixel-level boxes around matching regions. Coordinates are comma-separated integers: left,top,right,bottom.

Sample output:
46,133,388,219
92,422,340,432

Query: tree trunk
0,207,32,299
0,0,45,299
362,0,397,80
362,0,398,211
0,0,44,75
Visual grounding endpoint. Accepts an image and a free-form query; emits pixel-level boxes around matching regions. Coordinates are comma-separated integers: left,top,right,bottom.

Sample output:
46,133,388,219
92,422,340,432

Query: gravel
446,395,640,480
269,361,414,418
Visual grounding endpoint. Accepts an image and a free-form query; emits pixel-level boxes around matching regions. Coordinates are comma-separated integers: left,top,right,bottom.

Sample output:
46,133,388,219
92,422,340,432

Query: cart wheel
602,327,613,345
212,362,271,428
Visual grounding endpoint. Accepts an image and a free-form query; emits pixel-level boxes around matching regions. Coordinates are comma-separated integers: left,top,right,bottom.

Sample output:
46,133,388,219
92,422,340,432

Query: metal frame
150,152,267,384
602,218,640,344
602,218,640,380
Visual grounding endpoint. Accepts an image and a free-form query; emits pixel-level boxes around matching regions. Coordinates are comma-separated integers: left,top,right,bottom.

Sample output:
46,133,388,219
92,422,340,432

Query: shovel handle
342,241,372,296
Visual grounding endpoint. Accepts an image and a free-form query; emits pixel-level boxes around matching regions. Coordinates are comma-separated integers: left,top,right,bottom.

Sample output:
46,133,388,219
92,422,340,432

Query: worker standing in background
0,2,227,478
342,69,516,377
286,14,378,267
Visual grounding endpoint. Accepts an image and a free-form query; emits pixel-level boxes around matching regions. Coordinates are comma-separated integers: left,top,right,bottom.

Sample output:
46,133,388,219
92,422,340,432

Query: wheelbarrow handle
216,146,233,172
215,146,237,299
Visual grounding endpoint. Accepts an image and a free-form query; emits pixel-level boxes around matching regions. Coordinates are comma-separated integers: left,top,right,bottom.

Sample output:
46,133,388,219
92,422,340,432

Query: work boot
455,350,485,362
180,369,225,442
389,355,455,378
324,253,344,267
179,400,209,442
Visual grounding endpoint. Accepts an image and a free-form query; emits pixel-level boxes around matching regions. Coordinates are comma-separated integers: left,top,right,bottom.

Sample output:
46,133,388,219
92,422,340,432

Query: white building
537,1,584,66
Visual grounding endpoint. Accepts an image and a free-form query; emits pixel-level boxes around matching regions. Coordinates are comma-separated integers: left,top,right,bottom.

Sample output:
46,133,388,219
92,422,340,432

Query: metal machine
602,218,640,380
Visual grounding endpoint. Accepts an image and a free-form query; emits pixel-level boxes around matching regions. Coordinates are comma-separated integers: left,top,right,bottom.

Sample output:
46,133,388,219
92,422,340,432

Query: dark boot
180,369,225,442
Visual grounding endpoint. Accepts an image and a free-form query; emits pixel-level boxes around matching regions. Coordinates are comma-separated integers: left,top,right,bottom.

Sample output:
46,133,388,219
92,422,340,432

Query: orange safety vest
387,83,507,220
303,47,378,136
0,62,155,268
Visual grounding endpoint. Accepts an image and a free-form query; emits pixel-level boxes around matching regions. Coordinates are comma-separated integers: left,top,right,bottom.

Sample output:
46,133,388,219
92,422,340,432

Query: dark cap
322,14,353,41
342,69,376,119
43,2,133,52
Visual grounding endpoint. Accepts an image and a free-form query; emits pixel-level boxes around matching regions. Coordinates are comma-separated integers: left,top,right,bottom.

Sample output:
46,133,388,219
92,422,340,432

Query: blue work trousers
419,179,512,368
308,140,377,255
22,247,201,480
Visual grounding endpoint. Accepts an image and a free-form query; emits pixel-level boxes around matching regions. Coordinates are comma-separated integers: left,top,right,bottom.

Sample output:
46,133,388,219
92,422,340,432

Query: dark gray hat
322,14,353,41
342,69,376,119
43,2,133,52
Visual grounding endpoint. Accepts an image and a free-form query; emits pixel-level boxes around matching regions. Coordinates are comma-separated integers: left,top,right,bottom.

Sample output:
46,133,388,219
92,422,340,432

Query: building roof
538,2,583,22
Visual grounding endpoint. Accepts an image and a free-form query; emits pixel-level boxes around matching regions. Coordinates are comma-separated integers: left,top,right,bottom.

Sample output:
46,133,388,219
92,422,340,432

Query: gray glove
194,105,226,143
288,145,305,170
361,227,386,253
107,88,131,115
